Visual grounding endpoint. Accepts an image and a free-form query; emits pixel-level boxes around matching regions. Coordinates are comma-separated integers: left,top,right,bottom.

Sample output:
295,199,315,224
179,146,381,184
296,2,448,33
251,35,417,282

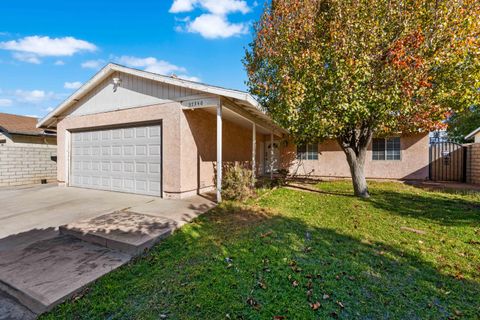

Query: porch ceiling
196,105,282,137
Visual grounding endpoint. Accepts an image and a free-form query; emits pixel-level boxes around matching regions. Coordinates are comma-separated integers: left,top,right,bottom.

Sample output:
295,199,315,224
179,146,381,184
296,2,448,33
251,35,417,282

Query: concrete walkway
0,184,216,318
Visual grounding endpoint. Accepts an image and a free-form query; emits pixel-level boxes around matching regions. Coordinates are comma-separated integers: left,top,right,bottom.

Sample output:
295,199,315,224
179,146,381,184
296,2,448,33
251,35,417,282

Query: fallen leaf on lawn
292,280,299,287
348,276,355,281
335,275,340,280
258,280,267,289
306,289,313,297
310,301,321,310
455,273,465,280
400,226,427,235
247,297,261,310
306,280,313,289
261,231,273,238
291,266,302,273
337,301,345,308
304,246,312,253
323,294,330,300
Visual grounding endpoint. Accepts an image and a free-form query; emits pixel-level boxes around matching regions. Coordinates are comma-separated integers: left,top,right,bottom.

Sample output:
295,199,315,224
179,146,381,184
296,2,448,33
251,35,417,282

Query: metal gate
429,142,466,182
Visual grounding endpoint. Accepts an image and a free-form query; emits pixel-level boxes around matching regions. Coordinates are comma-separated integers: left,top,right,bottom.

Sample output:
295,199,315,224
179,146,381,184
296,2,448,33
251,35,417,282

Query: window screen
372,137,400,161
297,144,318,160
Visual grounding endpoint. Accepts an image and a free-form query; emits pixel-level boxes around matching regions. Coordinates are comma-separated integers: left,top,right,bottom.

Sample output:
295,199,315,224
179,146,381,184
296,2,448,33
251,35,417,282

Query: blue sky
0,0,263,118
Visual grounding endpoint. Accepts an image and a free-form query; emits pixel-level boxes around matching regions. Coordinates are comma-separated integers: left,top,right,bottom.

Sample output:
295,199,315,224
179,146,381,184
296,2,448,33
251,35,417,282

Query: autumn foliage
245,0,480,197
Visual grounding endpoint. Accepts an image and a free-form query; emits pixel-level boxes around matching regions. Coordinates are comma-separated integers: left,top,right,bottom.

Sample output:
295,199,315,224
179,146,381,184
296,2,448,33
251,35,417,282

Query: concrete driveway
0,183,216,319
0,183,216,243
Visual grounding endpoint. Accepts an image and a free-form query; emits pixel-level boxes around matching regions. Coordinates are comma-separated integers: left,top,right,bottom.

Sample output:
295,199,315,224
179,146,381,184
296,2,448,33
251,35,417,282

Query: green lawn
42,181,480,319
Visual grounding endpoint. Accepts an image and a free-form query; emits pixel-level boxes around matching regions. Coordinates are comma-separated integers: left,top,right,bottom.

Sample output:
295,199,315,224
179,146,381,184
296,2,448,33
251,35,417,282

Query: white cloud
45,106,54,112
81,59,104,69
12,52,41,64
0,98,12,107
170,0,197,13
170,0,250,15
14,89,56,103
64,81,82,90
54,60,65,66
116,56,186,74
170,0,251,39
187,14,249,39
0,36,97,57
114,55,201,81
24,114,39,118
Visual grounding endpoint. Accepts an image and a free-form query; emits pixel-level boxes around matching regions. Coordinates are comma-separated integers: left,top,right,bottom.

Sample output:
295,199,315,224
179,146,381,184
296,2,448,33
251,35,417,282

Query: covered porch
180,94,285,202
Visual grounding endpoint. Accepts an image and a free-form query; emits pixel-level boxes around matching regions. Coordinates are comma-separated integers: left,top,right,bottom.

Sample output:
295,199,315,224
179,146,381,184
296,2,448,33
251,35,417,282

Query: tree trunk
344,146,369,198
338,127,373,198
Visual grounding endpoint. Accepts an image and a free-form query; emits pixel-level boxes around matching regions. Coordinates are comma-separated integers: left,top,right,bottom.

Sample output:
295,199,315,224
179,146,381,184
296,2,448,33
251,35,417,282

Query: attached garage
37,63,285,200
70,124,162,196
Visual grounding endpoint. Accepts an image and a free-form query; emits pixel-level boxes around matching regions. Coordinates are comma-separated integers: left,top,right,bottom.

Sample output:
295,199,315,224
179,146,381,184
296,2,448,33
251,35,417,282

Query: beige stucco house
38,63,429,200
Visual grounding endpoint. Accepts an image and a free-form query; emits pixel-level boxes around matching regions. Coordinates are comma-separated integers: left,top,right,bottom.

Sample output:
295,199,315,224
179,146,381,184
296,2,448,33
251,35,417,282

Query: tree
447,105,480,143
244,0,480,197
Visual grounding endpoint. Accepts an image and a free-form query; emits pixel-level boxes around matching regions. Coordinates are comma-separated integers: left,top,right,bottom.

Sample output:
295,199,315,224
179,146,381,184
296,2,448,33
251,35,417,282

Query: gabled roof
0,112,55,136
465,126,480,140
37,63,285,134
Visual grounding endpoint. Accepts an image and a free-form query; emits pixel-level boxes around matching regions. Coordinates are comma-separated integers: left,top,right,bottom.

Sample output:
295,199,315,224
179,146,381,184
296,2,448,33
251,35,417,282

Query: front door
264,140,280,173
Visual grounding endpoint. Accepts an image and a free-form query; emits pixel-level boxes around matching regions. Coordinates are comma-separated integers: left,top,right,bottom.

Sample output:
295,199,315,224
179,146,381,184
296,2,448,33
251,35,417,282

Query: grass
42,181,480,319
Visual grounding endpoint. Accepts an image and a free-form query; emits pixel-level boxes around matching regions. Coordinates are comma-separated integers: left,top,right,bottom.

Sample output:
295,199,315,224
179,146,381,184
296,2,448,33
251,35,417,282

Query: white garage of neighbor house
37,63,286,200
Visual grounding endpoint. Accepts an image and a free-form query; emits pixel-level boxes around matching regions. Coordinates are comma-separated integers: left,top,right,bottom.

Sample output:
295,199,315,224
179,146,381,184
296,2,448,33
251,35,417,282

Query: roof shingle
0,112,54,136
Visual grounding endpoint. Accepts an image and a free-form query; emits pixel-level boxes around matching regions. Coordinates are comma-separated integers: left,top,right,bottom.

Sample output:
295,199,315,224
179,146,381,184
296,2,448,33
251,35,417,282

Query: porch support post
252,123,256,185
270,132,274,180
216,104,222,203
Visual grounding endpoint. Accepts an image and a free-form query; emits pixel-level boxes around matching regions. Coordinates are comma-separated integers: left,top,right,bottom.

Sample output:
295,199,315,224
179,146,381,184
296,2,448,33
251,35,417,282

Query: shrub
221,163,255,201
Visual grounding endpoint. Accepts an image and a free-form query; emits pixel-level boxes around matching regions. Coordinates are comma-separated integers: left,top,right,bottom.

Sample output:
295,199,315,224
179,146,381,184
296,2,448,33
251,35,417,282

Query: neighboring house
465,126,480,143
0,113,57,187
37,63,429,200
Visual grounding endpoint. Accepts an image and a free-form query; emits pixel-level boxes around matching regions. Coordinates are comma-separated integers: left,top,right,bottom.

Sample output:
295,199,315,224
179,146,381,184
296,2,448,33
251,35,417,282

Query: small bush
221,163,254,201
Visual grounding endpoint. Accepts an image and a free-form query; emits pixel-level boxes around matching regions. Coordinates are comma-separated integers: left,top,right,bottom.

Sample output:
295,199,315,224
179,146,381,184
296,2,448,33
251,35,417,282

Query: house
37,63,429,200
0,112,57,186
465,126,480,143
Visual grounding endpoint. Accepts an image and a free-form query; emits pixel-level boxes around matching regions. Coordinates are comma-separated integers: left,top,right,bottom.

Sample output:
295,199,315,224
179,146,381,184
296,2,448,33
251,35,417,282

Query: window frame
297,143,319,160
372,137,401,161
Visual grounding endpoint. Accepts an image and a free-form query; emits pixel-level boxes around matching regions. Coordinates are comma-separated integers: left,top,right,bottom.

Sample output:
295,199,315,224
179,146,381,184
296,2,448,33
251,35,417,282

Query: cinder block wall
0,145,57,187
465,143,480,184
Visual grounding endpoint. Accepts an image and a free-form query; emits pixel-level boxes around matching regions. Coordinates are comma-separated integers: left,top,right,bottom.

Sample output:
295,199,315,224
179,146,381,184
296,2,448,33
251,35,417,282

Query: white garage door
70,124,162,196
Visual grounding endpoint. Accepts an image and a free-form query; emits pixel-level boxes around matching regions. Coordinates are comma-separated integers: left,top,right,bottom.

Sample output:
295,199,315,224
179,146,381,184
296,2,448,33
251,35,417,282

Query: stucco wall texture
56,102,429,198
56,103,267,198
282,133,429,180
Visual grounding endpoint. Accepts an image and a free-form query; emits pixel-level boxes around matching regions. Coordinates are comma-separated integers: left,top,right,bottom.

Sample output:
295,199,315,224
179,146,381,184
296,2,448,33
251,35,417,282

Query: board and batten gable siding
68,72,203,117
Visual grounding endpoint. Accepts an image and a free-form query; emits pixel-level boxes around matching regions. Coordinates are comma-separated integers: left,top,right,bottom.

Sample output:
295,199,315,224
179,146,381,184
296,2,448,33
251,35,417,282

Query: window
372,137,401,160
297,144,318,160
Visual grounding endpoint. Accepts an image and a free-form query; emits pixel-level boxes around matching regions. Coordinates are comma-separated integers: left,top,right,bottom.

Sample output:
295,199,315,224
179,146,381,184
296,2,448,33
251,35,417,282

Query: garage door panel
70,124,162,196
